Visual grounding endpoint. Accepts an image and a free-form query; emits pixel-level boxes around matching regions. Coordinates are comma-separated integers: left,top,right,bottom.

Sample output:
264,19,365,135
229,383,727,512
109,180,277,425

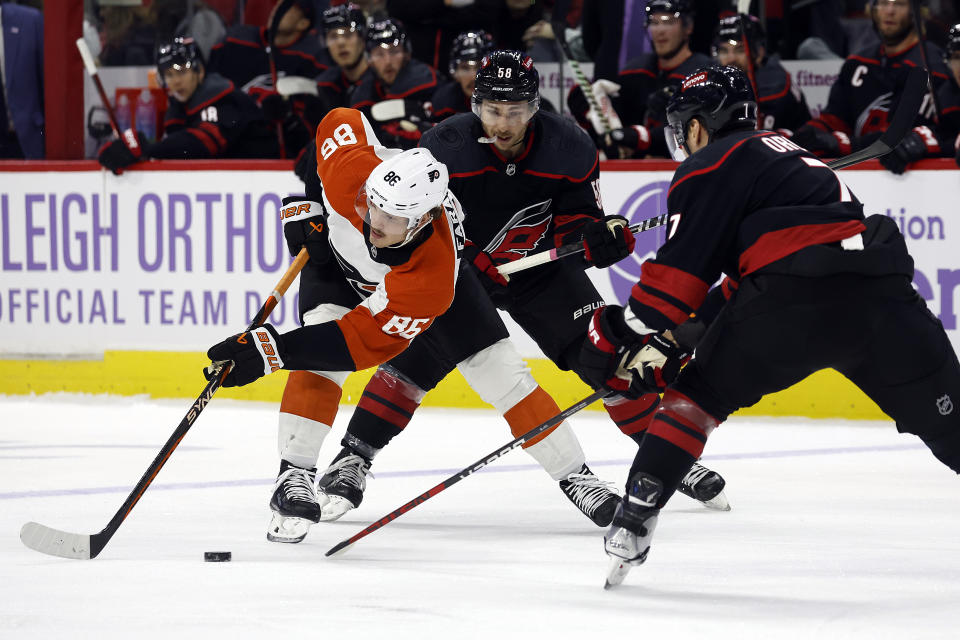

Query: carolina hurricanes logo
855,92,893,137
485,201,553,261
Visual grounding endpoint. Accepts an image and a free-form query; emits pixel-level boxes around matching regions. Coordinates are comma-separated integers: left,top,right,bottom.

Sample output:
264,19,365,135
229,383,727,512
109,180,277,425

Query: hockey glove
792,124,851,157
580,306,687,398
97,129,147,174
205,324,285,388
582,216,636,268
464,242,510,298
259,92,289,122
879,127,937,175
280,196,330,266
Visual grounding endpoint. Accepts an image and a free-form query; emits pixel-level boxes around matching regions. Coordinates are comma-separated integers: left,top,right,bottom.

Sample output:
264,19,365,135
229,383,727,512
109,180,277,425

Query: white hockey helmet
357,148,450,245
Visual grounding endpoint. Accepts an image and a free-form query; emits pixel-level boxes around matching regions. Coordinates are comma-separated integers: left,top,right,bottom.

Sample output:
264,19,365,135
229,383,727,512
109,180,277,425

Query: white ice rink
1,394,958,639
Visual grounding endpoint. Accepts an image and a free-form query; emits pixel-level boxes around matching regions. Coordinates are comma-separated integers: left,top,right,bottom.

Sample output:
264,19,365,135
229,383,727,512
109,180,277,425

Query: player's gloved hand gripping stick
498,66,927,278
19,249,310,559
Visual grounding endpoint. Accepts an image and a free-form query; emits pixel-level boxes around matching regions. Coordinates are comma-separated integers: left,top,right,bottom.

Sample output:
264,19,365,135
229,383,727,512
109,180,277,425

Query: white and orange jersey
313,108,466,369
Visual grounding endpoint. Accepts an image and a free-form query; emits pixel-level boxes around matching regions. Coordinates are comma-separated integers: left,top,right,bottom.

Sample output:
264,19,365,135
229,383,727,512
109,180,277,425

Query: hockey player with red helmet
580,65,960,587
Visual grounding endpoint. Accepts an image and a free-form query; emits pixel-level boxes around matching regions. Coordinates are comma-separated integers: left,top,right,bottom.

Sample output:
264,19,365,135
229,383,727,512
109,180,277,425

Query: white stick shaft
76,37,99,76
497,250,555,276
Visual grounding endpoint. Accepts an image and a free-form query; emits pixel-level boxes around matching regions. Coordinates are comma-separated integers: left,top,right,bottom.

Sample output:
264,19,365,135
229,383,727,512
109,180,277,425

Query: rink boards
1,158,957,418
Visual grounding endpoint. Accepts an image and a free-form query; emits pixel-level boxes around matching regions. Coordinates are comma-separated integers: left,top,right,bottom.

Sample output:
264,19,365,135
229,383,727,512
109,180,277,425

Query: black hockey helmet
712,14,767,52
472,50,540,116
665,65,757,159
366,19,408,52
945,23,960,60
322,3,366,38
449,30,495,76
156,37,203,84
644,0,694,26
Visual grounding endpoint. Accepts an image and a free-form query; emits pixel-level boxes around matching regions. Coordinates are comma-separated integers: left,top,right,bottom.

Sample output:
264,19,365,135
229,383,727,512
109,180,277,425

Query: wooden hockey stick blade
826,66,925,171
325,389,610,557
19,249,309,559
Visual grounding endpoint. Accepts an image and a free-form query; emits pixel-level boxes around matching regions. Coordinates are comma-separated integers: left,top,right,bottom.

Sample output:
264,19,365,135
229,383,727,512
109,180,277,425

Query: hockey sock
629,389,720,505
504,385,565,448
603,393,660,446
344,368,426,451
278,371,342,469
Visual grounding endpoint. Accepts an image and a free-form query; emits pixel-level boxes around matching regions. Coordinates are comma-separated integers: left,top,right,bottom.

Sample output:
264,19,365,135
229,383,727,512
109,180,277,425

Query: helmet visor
472,98,538,128
663,123,688,162
355,185,425,244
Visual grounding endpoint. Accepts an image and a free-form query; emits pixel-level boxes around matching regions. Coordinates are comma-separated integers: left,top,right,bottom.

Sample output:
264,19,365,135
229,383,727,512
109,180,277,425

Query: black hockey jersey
754,56,811,135
429,81,471,122
349,59,440,109
207,25,330,98
613,51,712,158
938,78,960,149
155,73,279,159
316,65,374,110
806,41,950,149
419,111,604,289
629,129,866,332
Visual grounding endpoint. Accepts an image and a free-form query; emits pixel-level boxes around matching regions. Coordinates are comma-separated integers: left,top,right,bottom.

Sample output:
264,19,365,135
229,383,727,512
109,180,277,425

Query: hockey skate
676,461,730,511
317,446,373,522
267,461,322,543
603,473,662,589
559,464,620,527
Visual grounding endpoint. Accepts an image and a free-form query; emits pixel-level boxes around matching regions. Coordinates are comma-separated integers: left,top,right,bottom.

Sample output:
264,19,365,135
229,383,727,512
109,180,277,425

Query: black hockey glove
98,129,148,174
205,324,286,388
582,216,636,268
793,124,850,157
280,196,330,266
566,85,591,126
580,306,688,398
879,127,934,175
463,242,510,299
259,92,290,122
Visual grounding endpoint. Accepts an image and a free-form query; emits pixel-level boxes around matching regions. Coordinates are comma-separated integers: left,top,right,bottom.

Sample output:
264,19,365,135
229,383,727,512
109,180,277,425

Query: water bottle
115,93,132,132
135,89,156,142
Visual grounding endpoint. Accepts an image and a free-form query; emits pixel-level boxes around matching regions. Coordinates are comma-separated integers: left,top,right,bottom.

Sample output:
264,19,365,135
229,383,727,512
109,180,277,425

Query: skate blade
318,495,356,522
701,490,731,511
604,556,632,589
266,513,313,543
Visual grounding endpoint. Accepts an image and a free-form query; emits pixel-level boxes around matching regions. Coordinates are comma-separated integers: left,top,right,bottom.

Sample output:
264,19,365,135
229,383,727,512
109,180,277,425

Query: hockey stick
20,249,310,559
325,389,610,557
909,0,942,125
497,65,927,277
76,38,120,136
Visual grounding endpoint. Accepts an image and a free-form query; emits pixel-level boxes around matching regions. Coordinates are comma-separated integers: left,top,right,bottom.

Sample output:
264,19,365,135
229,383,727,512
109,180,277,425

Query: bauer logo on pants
609,181,671,304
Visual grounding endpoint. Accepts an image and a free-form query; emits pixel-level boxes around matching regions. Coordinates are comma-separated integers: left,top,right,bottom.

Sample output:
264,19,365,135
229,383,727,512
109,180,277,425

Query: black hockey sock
627,433,697,506
345,369,425,450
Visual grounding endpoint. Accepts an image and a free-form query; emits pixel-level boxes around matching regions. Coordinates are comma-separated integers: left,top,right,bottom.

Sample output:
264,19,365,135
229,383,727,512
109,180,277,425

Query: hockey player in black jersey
97,38,278,173
580,65,960,588
315,4,373,112
430,30,495,122
349,19,439,149
312,50,730,526
712,14,810,136
792,0,951,174
570,0,710,159
940,24,960,167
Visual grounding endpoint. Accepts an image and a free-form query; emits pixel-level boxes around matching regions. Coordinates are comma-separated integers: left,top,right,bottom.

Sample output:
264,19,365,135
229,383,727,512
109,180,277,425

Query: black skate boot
267,460,321,543
676,460,730,511
317,445,373,522
559,464,620,527
604,472,663,589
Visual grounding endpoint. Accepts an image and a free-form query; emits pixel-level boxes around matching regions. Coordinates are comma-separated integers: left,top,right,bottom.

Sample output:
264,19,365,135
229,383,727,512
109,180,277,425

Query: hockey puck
203,551,232,562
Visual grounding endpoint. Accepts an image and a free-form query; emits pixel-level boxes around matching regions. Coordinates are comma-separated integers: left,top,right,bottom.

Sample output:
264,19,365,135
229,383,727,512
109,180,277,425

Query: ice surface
1,394,958,639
